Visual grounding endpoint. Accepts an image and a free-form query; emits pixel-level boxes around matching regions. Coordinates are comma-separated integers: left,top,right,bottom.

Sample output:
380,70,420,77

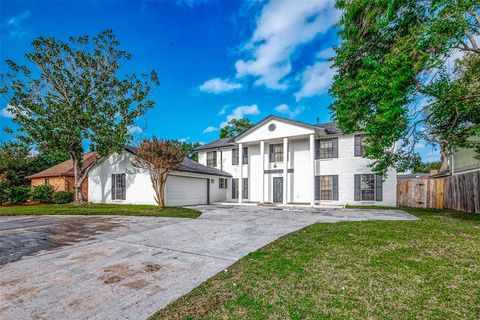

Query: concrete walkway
0,206,417,320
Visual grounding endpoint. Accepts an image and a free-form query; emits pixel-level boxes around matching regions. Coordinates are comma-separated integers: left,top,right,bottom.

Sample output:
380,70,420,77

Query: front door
273,177,283,203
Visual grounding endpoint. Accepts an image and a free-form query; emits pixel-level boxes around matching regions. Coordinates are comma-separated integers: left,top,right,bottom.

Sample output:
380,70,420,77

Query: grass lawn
151,207,480,319
0,203,201,218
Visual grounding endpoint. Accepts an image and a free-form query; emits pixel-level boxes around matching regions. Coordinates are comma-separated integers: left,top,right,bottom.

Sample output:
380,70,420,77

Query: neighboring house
196,115,397,206
450,145,480,175
88,146,231,206
26,152,97,201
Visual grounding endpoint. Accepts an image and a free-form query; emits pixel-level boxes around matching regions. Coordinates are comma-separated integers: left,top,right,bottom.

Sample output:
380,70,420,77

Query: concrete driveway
0,205,417,320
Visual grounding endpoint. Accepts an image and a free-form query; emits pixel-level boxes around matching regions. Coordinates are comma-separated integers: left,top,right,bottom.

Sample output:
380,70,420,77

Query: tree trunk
71,153,84,204
439,143,449,173
151,172,167,209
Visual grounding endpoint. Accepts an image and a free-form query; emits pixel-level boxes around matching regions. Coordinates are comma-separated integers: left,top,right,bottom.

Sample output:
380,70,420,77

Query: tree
0,141,33,185
413,161,442,174
219,118,253,138
131,138,185,209
174,141,201,162
330,0,479,175
0,30,159,203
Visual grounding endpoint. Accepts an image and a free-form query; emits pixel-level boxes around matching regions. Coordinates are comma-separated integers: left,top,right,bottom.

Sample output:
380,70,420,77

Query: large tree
219,118,253,138
132,138,185,209
330,0,479,175
0,30,159,203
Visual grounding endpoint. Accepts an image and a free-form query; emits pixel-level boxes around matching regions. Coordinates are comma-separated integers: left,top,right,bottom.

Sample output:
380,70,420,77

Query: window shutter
354,135,362,157
315,176,320,200
333,175,339,200
232,149,237,165
269,145,274,162
375,175,383,201
225,178,228,189
354,174,361,201
243,147,248,164
242,178,248,199
315,139,320,159
111,174,116,200
213,151,217,167
332,138,338,158
121,173,126,200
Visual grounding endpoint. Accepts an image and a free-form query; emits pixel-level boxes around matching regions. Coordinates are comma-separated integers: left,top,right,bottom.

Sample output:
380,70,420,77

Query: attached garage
165,175,208,206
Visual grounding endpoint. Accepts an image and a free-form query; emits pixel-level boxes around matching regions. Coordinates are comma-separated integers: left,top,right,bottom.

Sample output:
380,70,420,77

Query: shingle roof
194,138,235,151
26,152,98,179
125,146,231,177
316,122,341,134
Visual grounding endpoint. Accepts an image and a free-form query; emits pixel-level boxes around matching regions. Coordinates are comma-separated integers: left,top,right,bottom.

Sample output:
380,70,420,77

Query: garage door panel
165,175,207,206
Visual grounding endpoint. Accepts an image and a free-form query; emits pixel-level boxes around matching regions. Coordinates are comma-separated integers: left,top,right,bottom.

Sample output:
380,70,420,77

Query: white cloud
218,105,228,115
235,0,339,90
295,50,336,100
5,10,31,37
220,104,260,128
203,126,218,134
178,137,190,143
199,78,242,94
274,104,304,118
0,105,14,118
127,125,143,134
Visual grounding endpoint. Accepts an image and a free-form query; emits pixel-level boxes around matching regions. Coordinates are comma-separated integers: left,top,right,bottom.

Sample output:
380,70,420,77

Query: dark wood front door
273,177,283,203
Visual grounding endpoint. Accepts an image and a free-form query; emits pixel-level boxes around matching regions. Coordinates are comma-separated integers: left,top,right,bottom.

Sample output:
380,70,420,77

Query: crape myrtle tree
132,138,185,209
0,30,159,203
330,0,480,175
219,118,253,138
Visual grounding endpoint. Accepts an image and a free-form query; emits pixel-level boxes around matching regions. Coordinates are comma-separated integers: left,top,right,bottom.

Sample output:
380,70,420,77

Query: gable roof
125,146,231,177
194,138,235,151
26,152,98,179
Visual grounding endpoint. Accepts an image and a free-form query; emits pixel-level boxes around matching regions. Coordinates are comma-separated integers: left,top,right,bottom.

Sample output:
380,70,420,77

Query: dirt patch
122,279,150,290
144,264,162,272
0,216,125,265
103,275,123,284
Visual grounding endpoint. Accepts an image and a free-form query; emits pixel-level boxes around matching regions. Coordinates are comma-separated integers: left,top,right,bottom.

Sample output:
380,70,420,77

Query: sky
0,0,439,161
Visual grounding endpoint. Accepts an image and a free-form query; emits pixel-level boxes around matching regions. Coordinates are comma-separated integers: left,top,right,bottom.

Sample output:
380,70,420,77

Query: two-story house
196,115,397,206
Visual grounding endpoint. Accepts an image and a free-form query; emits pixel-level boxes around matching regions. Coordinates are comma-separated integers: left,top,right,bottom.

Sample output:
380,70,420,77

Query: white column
309,134,315,205
283,137,288,205
238,143,243,203
260,140,265,203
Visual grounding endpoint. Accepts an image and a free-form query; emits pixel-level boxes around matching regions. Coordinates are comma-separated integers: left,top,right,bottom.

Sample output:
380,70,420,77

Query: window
44,178,49,185
207,151,217,167
354,135,367,157
232,178,238,199
242,178,248,199
315,175,338,201
111,173,126,200
219,178,228,189
269,144,283,162
315,138,338,159
232,147,248,165
232,148,239,165
354,174,383,201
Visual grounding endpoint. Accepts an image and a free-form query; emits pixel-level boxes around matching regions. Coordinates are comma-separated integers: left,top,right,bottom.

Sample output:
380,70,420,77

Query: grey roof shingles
194,138,235,151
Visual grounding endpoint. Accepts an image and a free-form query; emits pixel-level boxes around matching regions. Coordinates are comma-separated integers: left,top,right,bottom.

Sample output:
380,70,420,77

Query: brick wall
31,176,88,202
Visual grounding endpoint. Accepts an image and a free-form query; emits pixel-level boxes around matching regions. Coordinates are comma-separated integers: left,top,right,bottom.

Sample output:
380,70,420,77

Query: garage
165,175,208,206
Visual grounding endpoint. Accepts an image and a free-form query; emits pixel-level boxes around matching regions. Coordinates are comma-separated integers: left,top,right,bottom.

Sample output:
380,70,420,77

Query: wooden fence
397,170,480,213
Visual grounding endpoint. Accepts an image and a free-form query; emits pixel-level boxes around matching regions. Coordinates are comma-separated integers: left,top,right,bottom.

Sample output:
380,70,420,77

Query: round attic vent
268,123,276,132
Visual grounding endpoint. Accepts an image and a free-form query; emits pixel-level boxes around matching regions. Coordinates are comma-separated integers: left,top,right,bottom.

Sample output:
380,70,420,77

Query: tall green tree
219,118,253,138
174,141,201,162
0,142,32,186
0,30,159,203
330,0,479,175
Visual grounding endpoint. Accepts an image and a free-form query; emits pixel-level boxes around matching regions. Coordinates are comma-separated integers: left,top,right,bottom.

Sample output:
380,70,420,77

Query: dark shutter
243,147,248,164
121,173,126,200
315,176,320,200
213,151,217,167
333,175,339,200
375,175,383,201
232,178,237,199
232,149,238,165
242,178,248,199
269,145,274,162
225,178,228,189
332,138,338,158
354,135,362,157
315,139,320,159
111,174,116,200
354,174,361,201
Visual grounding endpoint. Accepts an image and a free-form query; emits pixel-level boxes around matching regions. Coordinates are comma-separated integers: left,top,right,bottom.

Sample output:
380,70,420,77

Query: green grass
0,203,201,218
151,207,480,319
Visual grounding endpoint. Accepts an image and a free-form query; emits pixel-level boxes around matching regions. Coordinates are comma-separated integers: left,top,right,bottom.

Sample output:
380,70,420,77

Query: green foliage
31,150,70,173
219,118,253,138
174,141,201,162
4,185,31,205
330,0,480,175
0,183,8,205
0,30,159,202
31,184,54,203
413,161,442,174
52,191,74,204
0,141,32,186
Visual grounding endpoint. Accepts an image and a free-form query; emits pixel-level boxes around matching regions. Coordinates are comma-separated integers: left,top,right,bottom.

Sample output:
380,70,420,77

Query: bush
31,184,54,203
0,183,8,205
52,191,74,204
6,186,31,205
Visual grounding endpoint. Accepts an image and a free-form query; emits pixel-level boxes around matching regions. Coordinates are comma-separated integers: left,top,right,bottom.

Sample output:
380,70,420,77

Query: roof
26,152,98,179
397,173,431,180
125,146,231,177
194,138,235,151
316,122,340,134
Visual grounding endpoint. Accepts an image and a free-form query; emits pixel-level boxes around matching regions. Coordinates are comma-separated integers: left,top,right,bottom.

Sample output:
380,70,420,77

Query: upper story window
232,147,248,165
315,138,338,159
207,151,217,168
354,134,367,157
269,144,283,163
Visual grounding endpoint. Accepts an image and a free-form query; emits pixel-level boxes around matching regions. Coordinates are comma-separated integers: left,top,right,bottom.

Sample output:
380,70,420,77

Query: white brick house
196,115,397,206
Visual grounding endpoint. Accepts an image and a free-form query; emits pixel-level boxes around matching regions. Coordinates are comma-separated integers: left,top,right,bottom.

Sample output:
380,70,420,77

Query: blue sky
0,0,439,161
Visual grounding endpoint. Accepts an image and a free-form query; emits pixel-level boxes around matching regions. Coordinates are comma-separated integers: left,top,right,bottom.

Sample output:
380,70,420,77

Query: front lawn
0,203,201,219
151,207,480,319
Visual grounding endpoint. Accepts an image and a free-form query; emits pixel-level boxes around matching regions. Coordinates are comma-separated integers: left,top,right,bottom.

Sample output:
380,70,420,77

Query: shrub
6,186,31,205
0,183,8,205
31,184,55,203
52,191,74,204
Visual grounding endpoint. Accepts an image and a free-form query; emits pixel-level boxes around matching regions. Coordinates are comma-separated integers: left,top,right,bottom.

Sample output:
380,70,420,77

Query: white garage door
165,175,208,206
